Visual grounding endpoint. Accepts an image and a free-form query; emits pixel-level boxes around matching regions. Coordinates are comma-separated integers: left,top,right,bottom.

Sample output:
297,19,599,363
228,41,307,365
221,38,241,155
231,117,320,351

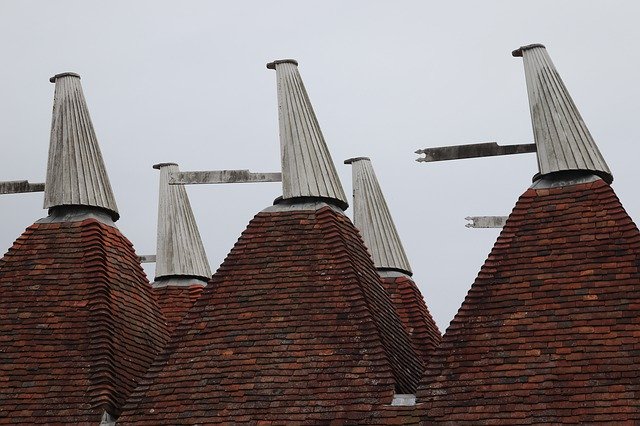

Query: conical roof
513,44,612,183
153,285,205,334
45,73,119,220
378,272,441,365
0,220,170,422
153,163,211,282
118,62,423,424
0,74,170,423
118,205,424,423
345,157,412,274
267,59,348,209
417,49,638,422
418,179,640,422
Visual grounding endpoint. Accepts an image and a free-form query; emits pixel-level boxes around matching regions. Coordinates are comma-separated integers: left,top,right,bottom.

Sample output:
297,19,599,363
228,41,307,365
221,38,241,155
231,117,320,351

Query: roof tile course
0,219,169,423
418,179,640,423
118,206,423,424
153,285,204,333
380,275,441,364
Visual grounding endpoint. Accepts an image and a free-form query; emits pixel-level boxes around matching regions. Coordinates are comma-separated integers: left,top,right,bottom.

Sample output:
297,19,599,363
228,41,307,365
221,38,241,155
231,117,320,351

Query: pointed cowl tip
346,157,412,275
154,163,211,282
514,44,613,184
268,59,349,210
44,73,120,220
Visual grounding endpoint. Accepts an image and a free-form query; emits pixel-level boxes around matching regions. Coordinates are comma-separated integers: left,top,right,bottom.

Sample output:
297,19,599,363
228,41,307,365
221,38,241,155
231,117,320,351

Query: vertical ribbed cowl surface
154,163,211,281
267,60,348,209
513,44,612,183
346,157,412,274
44,73,119,219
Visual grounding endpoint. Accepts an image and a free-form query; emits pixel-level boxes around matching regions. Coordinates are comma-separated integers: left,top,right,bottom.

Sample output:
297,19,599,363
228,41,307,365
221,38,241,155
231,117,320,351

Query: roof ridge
315,206,424,393
380,274,441,364
81,220,170,417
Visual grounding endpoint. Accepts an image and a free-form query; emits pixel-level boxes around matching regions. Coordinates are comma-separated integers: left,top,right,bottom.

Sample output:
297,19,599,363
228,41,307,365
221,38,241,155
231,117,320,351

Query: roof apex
154,163,211,282
44,73,119,220
346,157,412,275
268,60,348,210
514,44,612,183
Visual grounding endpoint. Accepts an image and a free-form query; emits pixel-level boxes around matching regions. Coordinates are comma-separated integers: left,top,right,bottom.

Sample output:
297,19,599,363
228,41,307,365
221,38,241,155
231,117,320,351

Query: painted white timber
267,59,348,209
44,73,119,220
345,157,412,275
169,170,281,185
152,276,207,288
138,255,156,264
262,199,343,214
0,180,45,194
99,411,116,426
416,142,536,162
513,44,612,183
154,163,211,281
391,394,416,406
465,216,508,229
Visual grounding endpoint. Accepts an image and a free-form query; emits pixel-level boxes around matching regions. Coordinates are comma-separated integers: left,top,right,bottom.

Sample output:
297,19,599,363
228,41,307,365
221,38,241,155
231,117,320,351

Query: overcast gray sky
1,1,639,331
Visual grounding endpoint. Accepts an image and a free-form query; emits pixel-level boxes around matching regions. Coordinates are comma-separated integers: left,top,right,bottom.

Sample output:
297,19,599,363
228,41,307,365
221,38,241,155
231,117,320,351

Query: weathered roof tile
418,179,640,422
0,219,169,423
118,205,423,423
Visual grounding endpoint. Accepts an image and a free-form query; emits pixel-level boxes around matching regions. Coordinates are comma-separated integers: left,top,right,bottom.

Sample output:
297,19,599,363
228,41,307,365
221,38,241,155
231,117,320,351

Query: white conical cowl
44,73,119,220
345,157,412,275
513,44,612,183
267,59,348,210
153,163,211,282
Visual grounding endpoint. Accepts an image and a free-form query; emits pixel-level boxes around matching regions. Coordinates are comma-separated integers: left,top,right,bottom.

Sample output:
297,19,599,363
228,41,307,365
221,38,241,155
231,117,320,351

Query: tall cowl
153,163,211,281
346,157,441,365
345,157,412,274
513,44,612,183
267,59,348,209
117,61,423,424
44,73,119,220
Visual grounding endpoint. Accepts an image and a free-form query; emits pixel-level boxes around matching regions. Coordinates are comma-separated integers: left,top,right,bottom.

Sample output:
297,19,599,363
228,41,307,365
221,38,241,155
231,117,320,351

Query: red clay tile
418,179,640,423
118,206,423,424
0,219,169,424
153,285,204,334
380,275,441,364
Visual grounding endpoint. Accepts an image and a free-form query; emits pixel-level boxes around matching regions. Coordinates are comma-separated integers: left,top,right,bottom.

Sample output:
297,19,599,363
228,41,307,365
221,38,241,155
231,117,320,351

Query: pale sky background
1,1,639,332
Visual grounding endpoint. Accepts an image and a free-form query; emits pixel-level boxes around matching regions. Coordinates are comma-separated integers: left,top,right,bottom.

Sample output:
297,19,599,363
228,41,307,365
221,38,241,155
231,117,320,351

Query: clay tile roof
418,178,640,422
118,204,424,424
153,285,204,333
0,219,170,423
380,273,441,364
